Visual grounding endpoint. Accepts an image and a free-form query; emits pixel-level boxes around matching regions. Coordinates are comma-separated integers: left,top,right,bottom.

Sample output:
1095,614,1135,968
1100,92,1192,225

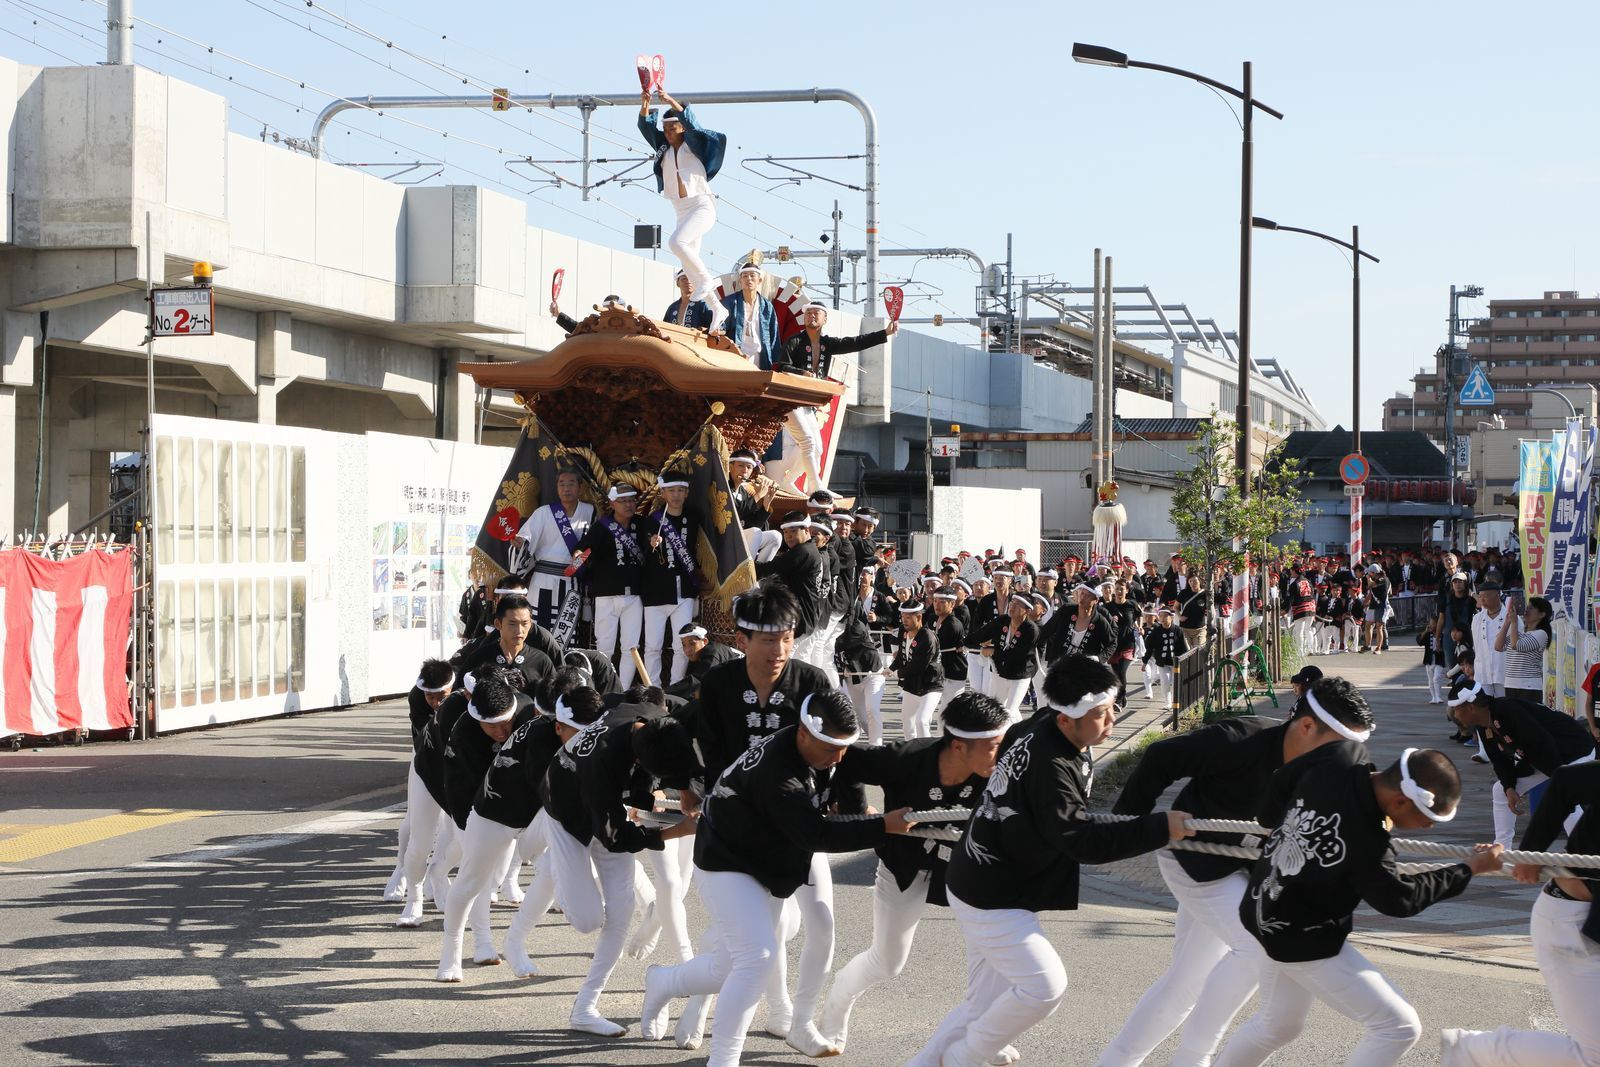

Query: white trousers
504,811,557,970
1448,892,1600,1065
398,766,448,918
911,890,1069,1067
903,689,943,740
643,597,696,687
1492,772,1548,850
822,864,931,1041
937,676,970,718
667,193,719,310
967,652,993,700
544,822,637,1019
439,811,523,973
654,867,786,1067
772,407,824,496
991,676,1031,723
635,835,697,963
769,853,836,1026
744,528,782,563
1096,854,1262,1067
1290,616,1316,655
844,671,887,746
1214,942,1421,1067
793,621,834,678
594,593,644,689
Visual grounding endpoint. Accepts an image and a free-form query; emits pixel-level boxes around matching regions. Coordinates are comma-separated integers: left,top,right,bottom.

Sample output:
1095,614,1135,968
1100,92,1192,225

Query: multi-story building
1381,290,1598,525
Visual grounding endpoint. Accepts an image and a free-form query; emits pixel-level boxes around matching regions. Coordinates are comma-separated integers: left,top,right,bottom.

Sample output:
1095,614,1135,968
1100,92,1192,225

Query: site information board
151,286,215,337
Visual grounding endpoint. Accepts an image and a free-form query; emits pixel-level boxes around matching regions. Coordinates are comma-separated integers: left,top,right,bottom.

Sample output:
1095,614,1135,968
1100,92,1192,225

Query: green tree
1169,416,1309,602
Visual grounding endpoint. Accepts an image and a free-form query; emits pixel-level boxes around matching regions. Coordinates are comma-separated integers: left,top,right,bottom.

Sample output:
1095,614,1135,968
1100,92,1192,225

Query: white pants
652,868,786,1067
635,835,697,963
643,597,696,687
766,853,836,1027
822,864,932,1041
439,811,522,973
1492,772,1548,850
1447,892,1600,1065
991,676,1031,723
911,890,1069,1067
398,767,447,917
937,676,970,718
793,620,833,676
504,811,557,970
667,193,719,311
771,406,824,495
1428,664,1446,702
1096,854,1262,1067
594,593,644,689
1290,616,1316,655
967,652,993,699
844,671,887,745
544,821,637,1019
1214,942,1421,1067
529,571,575,633
744,528,782,563
903,689,943,740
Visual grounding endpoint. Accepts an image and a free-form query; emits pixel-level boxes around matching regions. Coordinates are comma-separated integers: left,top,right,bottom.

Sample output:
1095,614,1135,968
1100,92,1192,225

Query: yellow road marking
0,808,214,863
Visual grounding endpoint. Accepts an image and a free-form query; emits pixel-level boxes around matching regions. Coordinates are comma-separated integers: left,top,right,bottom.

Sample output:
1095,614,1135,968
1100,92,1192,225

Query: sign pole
140,211,155,741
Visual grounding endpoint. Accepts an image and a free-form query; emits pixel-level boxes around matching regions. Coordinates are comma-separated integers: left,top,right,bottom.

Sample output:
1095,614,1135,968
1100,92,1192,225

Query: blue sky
9,1,1599,431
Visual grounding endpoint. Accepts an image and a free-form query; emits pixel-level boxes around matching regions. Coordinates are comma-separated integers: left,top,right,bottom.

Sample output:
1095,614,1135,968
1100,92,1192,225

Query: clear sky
9,1,1598,431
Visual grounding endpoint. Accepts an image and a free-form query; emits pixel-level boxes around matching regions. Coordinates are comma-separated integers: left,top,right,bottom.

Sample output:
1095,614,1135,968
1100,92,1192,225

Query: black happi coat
473,713,562,830
695,656,832,784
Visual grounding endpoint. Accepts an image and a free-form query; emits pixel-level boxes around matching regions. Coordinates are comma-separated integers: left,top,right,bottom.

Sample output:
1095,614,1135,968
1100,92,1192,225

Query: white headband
1399,747,1455,823
781,518,811,530
899,603,925,614
1058,686,1120,719
1447,680,1483,708
462,672,477,694
554,696,581,729
932,592,956,601
1075,584,1101,599
1305,688,1373,742
860,515,879,525
952,579,972,593
493,587,525,596
799,694,859,747
945,722,1007,740
415,678,452,694
681,626,708,640
469,693,517,724
730,454,758,466
658,479,689,489
1009,594,1032,608
608,485,638,501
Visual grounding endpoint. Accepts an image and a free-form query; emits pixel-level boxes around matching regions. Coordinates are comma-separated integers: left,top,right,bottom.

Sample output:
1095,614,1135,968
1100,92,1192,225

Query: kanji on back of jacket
462,297,847,640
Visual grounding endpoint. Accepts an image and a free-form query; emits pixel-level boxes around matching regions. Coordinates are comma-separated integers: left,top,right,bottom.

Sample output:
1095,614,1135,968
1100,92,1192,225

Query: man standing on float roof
638,88,728,334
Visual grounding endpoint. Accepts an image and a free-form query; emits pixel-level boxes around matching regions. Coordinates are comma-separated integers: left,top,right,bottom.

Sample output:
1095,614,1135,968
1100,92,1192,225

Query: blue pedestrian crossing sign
1459,364,1495,407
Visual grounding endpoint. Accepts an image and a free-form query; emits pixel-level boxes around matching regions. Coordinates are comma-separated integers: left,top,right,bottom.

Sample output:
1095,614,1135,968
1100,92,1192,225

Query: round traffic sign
1340,453,1370,486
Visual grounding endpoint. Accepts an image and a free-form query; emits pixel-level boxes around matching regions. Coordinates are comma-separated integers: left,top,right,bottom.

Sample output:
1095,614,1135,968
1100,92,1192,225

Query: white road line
2,766,91,772
133,804,405,868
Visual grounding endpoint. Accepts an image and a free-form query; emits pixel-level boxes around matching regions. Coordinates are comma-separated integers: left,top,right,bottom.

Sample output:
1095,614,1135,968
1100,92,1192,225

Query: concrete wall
929,484,1041,564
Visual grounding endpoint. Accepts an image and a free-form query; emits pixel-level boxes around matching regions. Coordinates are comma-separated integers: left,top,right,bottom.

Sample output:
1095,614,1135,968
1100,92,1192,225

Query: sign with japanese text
1544,419,1596,630
1520,437,1560,595
151,286,215,337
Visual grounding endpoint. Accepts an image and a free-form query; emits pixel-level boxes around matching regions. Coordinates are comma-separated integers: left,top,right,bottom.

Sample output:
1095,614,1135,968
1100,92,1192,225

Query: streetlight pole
1073,43,1283,500
1252,216,1380,557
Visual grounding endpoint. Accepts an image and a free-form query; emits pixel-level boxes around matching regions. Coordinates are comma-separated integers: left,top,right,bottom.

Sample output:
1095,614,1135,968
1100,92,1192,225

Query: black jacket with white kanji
970,618,1040,680
1241,740,1472,963
574,514,657,598
1520,762,1600,936
695,725,887,898
945,713,1169,913
934,615,968,681
695,656,833,785
573,704,672,854
664,640,741,700
1146,624,1188,667
1481,696,1596,791
642,510,701,607
407,687,434,754
451,625,562,687
1115,716,1288,882
893,627,943,696
443,695,535,830
473,714,562,830
755,541,826,638
454,640,555,698
835,598,885,678
413,690,470,812
837,738,985,905
1041,606,1118,664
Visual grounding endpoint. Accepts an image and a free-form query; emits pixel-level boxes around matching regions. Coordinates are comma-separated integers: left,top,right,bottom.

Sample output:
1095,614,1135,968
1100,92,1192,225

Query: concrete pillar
0,385,16,540
439,348,478,443
1169,342,1190,418
217,311,291,425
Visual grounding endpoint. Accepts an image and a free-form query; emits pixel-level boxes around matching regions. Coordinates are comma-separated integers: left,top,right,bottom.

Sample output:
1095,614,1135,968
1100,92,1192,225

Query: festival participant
911,657,1193,1067
1448,679,1596,848
513,467,595,632
572,485,656,689
1363,563,1392,654
837,567,890,745
1215,745,1498,1067
1441,760,1600,1064
720,262,780,370
454,595,555,699
807,515,848,687
435,669,525,966
664,268,713,329
638,89,729,333
384,660,455,902
1146,606,1187,711
1041,583,1117,665
664,623,740,701
931,587,970,714
972,593,1041,721
1106,581,1141,708
1095,676,1373,1067
895,601,944,741
641,474,701,687
755,518,826,666
451,575,563,678
396,676,471,926
819,692,1010,1053
639,690,915,1062
964,576,997,698
435,668,561,982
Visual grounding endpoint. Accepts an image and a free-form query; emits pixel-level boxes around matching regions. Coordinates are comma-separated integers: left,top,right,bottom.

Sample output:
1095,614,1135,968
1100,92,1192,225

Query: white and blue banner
1544,418,1597,632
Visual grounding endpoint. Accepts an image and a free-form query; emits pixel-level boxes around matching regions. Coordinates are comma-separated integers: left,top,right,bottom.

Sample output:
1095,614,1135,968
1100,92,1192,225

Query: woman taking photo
1497,593,1552,704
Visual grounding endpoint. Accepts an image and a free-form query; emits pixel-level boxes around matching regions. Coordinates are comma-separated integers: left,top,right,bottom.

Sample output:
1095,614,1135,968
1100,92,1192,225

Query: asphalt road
0,699,1563,1065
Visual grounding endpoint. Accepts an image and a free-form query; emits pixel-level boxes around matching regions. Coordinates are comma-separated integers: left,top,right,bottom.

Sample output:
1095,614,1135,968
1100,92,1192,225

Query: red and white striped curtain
1,548,134,736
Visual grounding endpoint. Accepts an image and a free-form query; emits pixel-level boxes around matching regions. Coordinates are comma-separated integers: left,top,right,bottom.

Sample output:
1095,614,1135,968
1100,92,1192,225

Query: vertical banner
1544,419,1595,630
1519,438,1557,594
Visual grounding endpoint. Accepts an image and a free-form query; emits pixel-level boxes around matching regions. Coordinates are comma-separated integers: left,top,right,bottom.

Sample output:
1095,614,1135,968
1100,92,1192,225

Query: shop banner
1519,437,1559,595
1544,419,1596,631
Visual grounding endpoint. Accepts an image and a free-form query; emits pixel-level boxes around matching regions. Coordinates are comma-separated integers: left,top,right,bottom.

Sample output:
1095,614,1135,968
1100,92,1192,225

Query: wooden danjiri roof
460,302,843,469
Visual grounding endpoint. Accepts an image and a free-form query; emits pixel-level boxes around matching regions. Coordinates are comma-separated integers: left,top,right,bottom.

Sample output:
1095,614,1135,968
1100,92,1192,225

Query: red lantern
1464,486,1479,506
1370,479,1388,502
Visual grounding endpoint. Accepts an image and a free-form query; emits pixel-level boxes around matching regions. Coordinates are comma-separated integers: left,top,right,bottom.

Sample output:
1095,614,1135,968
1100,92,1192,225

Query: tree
1169,416,1309,612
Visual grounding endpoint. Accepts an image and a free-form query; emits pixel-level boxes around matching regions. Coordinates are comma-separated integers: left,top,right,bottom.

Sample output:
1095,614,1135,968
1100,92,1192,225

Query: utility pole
105,0,133,65
924,388,934,535
1091,250,1103,486
1104,254,1115,488
1004,233,1015,353
1446,285,1457,551
828,200,843,310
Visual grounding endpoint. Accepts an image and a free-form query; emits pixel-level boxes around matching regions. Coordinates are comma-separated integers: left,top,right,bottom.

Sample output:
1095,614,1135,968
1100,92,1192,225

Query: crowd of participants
386,477,1600,1066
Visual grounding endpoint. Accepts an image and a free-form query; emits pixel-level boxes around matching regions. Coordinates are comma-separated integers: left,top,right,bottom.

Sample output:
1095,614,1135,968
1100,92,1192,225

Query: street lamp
1253,217,1379,562
1073,42,1284,499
